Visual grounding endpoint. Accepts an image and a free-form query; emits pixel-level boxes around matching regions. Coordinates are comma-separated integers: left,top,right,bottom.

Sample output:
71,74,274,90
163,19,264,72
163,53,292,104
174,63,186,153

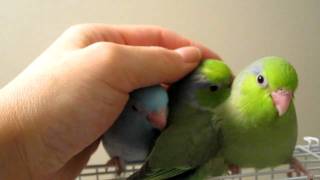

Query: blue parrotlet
102,85,168,174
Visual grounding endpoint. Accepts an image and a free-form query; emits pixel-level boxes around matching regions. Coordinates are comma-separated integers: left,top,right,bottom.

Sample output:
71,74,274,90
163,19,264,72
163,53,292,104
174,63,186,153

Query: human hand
0,24,219,180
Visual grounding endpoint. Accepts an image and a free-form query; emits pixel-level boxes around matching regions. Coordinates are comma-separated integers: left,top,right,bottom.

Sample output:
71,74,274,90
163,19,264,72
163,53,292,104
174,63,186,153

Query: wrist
0,88,32,179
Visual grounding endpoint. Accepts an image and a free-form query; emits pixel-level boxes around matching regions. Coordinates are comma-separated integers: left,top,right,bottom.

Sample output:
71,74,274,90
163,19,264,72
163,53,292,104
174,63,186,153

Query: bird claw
228,164,241,175
106,156,125,175
287,158,314,180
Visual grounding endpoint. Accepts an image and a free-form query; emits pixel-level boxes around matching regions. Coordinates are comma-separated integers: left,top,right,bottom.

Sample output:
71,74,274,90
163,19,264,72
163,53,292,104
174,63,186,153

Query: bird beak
147,108,168,130
271,89,293,117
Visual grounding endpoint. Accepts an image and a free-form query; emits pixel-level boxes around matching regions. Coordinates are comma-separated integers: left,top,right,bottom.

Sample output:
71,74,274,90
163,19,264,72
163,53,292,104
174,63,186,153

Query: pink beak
147,108,168,130
271,89,293,116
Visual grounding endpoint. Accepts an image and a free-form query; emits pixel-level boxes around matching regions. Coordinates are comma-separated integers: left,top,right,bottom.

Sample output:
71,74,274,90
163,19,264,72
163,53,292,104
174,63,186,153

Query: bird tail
127,163,149,180
187,156,227,180
128,157,226,180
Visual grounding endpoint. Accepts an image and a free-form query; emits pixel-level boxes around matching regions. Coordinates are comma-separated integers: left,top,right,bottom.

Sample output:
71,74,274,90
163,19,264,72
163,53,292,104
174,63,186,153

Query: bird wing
135,104,222,180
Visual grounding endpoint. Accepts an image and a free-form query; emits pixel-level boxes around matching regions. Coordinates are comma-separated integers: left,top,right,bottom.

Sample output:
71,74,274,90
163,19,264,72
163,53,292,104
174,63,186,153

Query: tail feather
127,163,149,180
127,163,190,180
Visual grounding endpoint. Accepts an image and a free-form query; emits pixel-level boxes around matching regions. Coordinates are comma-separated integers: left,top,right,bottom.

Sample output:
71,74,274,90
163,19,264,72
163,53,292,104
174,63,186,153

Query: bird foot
287,158,313,180
228,164,241,175
106,156,125,175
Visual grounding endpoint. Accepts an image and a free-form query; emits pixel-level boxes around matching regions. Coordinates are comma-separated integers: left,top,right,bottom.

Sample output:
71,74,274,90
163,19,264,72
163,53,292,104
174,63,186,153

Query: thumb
82,42,201,92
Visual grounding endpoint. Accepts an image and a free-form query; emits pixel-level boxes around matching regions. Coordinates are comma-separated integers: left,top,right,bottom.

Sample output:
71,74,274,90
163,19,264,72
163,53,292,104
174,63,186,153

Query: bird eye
256,74,268,87
132,105,138,111
209,85,219,92
257,75,264,83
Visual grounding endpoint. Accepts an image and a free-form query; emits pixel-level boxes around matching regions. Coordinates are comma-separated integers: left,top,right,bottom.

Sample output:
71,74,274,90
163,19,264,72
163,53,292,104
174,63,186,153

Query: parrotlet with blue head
129,57,311,180
102,85,168,174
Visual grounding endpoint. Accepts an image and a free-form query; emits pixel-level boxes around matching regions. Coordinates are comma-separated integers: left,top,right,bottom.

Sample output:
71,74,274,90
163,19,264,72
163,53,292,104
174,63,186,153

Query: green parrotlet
128,57,310,180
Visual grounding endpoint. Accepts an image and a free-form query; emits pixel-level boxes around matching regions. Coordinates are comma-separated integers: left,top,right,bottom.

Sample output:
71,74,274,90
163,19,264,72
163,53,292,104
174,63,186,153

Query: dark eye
257,75,264,84
256,74,268,87
209,85,219,92
132,105,138,111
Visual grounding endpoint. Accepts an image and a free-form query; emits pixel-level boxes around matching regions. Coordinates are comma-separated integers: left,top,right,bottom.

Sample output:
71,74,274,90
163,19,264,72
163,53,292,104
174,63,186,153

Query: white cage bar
78,137,320,180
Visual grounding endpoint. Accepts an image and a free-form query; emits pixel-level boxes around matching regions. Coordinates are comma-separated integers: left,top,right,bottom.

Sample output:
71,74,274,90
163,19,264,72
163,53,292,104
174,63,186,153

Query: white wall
0,0,319,165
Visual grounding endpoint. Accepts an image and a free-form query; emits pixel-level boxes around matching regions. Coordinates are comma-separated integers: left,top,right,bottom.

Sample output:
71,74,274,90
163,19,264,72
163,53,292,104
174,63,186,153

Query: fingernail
175,46,201,63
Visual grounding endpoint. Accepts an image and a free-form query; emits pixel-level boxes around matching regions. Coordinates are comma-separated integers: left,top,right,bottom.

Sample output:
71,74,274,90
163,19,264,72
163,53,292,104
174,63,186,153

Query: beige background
0,0,319,165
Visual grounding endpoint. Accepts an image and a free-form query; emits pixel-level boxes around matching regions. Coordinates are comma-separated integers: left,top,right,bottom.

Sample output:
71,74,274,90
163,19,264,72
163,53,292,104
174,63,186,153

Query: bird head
233,56,298,119
191,60,233,110
130,86,169,130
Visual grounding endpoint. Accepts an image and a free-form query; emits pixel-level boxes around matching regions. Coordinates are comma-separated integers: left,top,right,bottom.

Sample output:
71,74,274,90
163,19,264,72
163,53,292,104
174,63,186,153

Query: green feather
200,60,233,85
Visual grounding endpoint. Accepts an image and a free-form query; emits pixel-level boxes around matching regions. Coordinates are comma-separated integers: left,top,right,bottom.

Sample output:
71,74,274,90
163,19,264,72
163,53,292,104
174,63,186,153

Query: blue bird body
103,102,160,163
102,85,168,171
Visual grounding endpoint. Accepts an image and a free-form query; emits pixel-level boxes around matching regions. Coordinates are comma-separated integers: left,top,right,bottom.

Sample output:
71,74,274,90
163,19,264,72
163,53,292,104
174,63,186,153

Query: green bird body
129,57,299,180
220,57,298,168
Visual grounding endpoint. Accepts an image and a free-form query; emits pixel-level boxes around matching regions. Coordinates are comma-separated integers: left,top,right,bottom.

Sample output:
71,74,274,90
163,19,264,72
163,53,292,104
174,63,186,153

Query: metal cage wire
77,136,320,180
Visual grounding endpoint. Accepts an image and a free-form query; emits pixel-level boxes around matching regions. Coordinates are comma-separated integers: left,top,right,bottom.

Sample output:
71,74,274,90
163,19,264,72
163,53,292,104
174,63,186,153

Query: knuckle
148,25,165,30
147,46,183,76
88,42,124,67
67,24,89,32
151,46,180,63
63,24,92,37
91,42,121,58
149,46,169,56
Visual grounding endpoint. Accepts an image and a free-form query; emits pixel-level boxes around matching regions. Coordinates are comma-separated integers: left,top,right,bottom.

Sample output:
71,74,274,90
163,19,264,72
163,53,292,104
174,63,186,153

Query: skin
0,24,220,180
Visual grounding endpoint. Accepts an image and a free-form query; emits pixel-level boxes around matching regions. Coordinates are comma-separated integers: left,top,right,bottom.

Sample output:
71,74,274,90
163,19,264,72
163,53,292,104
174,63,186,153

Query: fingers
81,42,201,92
51,24,219,59
101,25,219,59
